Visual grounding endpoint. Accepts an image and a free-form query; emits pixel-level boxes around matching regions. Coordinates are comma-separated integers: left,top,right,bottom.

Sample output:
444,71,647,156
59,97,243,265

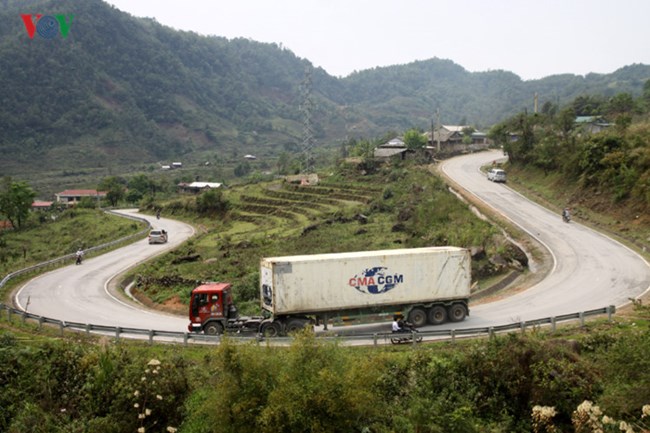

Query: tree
403,129,427,150
0,177,36,229
195,188,228,215
98,176,126,207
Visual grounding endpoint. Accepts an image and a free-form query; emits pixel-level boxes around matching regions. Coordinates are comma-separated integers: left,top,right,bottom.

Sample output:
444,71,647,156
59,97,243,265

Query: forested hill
2,0,649,176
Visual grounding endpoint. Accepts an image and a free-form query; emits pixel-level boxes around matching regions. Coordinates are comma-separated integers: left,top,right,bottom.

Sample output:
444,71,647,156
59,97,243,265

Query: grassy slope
129,163,507,315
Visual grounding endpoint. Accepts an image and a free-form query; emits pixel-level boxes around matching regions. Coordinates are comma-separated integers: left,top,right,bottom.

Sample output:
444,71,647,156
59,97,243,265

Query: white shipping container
260,247,471,315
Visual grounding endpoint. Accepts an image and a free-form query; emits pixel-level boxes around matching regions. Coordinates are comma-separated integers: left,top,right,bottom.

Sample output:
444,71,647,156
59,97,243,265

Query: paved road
15,210,194,332
13,153,650,337
434,150,650,330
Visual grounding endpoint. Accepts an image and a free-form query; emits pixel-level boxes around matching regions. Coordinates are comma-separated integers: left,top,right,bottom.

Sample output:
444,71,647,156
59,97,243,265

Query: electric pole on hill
300,66,315,173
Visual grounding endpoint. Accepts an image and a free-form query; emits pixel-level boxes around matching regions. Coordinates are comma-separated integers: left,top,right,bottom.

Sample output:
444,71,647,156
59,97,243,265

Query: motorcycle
562,210,571,223
390,324,423,344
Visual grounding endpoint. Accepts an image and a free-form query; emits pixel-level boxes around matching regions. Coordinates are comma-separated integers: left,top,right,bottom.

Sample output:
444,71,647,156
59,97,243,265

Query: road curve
15,209,194,332
436,150,650,330
12,154,650,336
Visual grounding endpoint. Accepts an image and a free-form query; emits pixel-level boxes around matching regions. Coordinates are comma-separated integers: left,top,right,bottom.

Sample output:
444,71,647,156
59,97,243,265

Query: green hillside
1,0,650,179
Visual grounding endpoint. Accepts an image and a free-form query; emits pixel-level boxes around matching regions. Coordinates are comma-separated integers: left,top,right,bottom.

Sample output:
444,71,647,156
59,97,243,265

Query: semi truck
188,246,472,336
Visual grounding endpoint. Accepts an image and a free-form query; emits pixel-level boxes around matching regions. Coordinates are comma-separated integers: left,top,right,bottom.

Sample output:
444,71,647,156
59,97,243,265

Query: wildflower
141,376,146,382
145,408,152,416
642,404,650,418
134,403,140,408
134,390,140,397
602,415,616,425
156,395,163,401
138,413,146,419
148,359,161,366
138,428,145,433
619,421,634,433
167,427,177,433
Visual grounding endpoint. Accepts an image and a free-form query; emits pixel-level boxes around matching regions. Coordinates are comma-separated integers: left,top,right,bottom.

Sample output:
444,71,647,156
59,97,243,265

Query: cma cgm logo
21,14,74,39
349,267,403,295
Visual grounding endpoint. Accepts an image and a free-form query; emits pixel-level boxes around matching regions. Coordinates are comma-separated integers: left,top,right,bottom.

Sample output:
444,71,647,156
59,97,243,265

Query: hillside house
575,116,611,134
31,200,53,210
178,182,223,193
374,137,410,160
55,190,107,206
427,125,488,153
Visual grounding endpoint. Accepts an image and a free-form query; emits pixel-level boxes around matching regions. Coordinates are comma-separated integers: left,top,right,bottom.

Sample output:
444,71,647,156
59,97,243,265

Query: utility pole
436,108,441,152
300,66,315,173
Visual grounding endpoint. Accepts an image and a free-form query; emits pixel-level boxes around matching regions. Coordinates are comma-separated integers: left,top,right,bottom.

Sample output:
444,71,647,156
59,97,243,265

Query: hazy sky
104,0,650,81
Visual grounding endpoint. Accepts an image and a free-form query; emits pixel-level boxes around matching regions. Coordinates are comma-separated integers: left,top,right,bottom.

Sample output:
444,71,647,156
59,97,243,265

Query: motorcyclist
392,315,409,333
562,207,571,222
75,248,84,265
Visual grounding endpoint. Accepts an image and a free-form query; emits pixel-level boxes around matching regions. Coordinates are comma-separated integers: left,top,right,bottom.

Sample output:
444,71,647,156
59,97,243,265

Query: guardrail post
411,330,417,346
115,327,121,342
488,327,494,339
608,305,615,322
148,330,154,345
85,324,91,335
7,308,12,322
21,311,26,324
451,329,456,344
38,316,44,330
579,312,585,327
373,333,378,346
551,317,556,332
183,332,188,346
60,321,65,336
520,322,526,334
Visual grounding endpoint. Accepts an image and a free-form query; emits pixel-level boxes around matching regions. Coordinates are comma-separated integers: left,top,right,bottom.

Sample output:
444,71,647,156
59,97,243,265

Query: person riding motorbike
562,207,571,222
392,315,410,333
75,248,84,265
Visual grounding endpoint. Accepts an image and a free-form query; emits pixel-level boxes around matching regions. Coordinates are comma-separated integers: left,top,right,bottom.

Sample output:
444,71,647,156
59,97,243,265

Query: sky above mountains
105,0,649,81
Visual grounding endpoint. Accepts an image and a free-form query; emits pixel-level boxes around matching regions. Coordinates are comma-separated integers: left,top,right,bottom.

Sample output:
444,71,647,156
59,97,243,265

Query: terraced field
222,178,382,239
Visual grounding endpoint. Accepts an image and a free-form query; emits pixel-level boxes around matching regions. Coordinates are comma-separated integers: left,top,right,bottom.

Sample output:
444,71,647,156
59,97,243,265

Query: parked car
487,168,507,183
148,229,168,244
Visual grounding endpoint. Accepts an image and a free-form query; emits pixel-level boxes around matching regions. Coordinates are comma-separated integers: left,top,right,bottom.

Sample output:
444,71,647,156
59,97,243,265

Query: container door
260,265,274,310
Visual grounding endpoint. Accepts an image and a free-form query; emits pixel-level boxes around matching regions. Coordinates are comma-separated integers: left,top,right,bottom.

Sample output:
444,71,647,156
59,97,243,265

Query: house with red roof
31,200,54,210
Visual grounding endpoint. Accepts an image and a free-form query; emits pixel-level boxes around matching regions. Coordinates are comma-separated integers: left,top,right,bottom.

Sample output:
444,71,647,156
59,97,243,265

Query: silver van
487,168,506,183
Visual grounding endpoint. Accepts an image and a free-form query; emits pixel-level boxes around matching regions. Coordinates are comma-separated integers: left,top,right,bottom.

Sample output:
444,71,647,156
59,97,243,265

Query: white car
487,168,506,183
148,229,168,244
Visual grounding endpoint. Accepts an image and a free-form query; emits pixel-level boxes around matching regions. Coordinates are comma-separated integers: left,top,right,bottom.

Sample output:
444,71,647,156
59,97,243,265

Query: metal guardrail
0,302,616,346
0,210,617,346
0,210,151,290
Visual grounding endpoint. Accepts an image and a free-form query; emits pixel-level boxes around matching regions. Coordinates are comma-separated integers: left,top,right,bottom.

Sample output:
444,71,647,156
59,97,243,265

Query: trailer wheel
286,319,308,334
204,322,224,335
428,305,447,325
261,322,281,338
448,304,467,322
408,307,427,327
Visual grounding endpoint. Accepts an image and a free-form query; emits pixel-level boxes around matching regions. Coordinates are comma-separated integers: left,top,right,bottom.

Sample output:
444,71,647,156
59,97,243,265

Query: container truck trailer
188,247,471,336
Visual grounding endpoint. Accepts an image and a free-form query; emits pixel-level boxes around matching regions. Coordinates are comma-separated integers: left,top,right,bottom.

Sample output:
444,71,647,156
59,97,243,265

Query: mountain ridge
1,0,649,176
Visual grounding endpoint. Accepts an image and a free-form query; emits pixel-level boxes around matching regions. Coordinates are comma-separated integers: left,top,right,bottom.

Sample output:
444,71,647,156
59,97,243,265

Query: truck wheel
261,322,281,338
286,319,308,334
448,304,467,322
204,322,224,335
408,308,427,327
427,305,447,325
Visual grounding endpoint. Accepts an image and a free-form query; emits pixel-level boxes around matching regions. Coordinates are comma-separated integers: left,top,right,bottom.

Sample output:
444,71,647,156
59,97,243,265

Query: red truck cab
188,282,235,334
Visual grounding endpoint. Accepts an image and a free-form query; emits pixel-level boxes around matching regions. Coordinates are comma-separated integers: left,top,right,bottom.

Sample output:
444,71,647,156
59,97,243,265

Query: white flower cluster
133,359,175,433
